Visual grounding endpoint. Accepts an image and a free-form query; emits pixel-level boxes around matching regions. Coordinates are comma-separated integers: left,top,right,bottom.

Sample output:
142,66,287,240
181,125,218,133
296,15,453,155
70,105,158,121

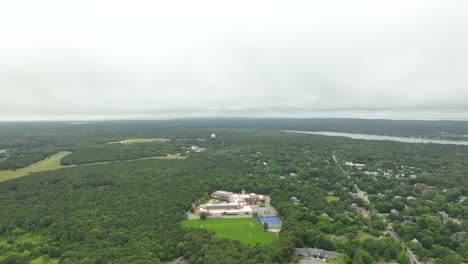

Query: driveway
251,195,278,217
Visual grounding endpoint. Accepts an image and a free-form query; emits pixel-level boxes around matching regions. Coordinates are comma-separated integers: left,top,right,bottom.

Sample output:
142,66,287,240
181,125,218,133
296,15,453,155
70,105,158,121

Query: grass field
111,138,171,144
325,195,340,202
0,149,8,154
0,151,71,182
0,151,186,182
30,256,59,264
327,253,347,264
357,231,377,241
182,218,277,245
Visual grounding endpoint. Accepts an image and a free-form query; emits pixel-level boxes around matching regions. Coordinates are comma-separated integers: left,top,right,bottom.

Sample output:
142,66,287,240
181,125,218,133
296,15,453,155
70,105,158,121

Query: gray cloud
1,0,468,121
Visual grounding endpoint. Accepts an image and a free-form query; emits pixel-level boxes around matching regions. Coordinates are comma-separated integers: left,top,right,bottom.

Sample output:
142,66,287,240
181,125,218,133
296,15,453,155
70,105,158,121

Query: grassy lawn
357,231,377,241
446,217,462,224
30,256,59,264
0,151,72,182
377,258,398,264
0,149,8,154
111,138,171,144
182,218,277,245
327,253,347,264
325,195,340,202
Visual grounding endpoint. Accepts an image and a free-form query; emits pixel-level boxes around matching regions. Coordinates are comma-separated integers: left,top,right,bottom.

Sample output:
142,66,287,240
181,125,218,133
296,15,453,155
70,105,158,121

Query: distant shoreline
284,130,468,146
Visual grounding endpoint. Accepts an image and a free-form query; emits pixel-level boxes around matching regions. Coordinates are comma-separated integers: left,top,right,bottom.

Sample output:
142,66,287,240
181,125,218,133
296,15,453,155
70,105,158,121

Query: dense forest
0,120,466,264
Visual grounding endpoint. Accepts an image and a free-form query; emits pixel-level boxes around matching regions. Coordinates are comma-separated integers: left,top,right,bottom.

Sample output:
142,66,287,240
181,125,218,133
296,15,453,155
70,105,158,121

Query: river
284,130,468,146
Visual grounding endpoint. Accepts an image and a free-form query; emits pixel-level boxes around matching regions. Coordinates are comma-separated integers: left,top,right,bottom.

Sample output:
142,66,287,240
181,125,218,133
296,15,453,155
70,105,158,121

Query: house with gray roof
455,231,467,240
290,196,300,203
334,236,345,242
437,211,449,218
295,248,338,259
411,238,421,246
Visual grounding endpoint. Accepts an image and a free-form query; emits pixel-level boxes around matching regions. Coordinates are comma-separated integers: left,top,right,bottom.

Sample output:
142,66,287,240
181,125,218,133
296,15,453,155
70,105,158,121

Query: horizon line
1,116,468,123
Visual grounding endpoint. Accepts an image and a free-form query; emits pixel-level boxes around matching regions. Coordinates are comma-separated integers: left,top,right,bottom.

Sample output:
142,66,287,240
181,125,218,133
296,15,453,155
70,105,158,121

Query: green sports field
182,218,277,245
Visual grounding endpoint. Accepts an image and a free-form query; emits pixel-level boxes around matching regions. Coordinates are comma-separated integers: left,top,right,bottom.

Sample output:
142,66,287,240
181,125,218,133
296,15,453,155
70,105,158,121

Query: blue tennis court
259,217,282,229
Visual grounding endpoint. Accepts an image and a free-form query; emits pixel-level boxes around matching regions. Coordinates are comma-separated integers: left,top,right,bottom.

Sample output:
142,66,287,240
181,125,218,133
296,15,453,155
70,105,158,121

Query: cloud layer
1,0,468,120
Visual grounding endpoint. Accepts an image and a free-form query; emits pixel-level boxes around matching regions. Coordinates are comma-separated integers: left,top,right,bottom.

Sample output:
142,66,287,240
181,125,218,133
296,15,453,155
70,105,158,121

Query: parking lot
251,195,278,217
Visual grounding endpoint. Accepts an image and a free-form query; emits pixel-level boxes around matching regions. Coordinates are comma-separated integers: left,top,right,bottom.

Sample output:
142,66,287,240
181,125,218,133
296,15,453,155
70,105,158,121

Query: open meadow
0,151,71,182
325,195,340,202
30,257,59,264
110,138,171,144
0,151,186,182
357,231,377,241
182,218,278,245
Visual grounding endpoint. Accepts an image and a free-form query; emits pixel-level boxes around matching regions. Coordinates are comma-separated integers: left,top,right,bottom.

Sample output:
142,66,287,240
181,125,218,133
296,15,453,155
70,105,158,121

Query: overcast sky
1,0,467,121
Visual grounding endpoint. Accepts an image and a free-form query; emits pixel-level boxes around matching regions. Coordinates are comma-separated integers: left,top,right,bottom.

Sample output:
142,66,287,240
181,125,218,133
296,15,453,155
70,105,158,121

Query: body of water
284,130,468,146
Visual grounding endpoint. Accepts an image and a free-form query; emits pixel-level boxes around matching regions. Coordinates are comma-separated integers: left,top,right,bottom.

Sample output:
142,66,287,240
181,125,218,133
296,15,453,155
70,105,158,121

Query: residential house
455,231,467,240
290,196,300,204
411,238,421,247
438,211,449,218
294,248,339,259
354,163,365,170
334,236,345,242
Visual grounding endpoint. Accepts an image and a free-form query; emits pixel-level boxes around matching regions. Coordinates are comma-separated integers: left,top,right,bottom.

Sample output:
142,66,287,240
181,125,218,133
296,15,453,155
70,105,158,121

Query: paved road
386,225,419,264
386,226,400,241
332,155,369,203
407,248,420,264
353,184,370,204
299,258,327,264
333,155,350,180
252,195,277,217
